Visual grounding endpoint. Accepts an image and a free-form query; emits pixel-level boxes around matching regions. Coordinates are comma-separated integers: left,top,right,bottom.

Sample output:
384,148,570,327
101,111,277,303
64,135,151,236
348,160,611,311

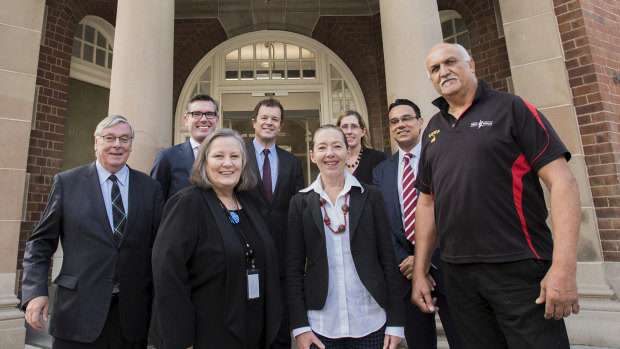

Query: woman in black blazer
287,125,404,349
153,128,282,349
337,110,387,185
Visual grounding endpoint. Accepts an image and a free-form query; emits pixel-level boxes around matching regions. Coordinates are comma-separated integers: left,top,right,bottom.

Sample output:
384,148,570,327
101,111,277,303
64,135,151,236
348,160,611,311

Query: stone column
498,0,620,347
0,1,45,347
379,0,443,152
108,0,174,173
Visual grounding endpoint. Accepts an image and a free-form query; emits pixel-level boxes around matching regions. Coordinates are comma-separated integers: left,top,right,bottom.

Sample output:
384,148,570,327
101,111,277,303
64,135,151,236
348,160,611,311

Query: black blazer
286,185,405,330
373,153,444,293
245,141,304,274
152,186,282,349
21,162,164,343
151,140,195,201
354,148,387,185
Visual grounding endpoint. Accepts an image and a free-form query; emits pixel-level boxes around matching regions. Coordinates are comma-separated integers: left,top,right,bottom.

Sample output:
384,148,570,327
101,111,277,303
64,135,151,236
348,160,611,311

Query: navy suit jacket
151,140,195,201
373,153,443,293
21,162,164,343
245,141,304,274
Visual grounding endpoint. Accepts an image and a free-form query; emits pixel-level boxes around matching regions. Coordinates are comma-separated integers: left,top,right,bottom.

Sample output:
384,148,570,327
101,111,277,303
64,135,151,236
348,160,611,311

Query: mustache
439,76,459,93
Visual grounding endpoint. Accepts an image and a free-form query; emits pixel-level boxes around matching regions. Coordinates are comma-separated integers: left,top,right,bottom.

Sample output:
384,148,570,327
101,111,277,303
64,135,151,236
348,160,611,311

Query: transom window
440,10,471,52
224,42,316,80
72,22,113,69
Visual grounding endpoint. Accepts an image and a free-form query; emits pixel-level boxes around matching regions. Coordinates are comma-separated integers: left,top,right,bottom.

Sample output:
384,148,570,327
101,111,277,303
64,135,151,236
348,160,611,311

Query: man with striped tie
373,99,461,349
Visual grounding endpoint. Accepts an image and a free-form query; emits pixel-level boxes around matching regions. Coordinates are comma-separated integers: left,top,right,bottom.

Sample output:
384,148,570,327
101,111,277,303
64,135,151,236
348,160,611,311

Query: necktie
262,149,273,202
109,174,126,245
402,153,417,243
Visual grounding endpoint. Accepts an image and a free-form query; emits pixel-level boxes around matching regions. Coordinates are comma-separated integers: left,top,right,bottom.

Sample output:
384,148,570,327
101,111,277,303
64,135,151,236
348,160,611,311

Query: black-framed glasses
98,135,133,144
388,114,419,126
187,111,217,119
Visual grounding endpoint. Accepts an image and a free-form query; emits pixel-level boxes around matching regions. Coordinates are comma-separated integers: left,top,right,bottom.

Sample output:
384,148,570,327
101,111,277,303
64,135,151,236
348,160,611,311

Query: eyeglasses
98,135,132,144
388,114,419,126
187,111,217,119
340,124,361,131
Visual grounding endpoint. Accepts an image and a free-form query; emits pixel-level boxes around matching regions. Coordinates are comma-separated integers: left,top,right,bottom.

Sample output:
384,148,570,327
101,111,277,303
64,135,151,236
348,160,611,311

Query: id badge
247,268,260,300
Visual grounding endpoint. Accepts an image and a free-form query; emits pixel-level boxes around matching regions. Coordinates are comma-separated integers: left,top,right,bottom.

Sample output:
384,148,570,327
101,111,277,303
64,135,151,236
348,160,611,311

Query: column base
0,306,26,349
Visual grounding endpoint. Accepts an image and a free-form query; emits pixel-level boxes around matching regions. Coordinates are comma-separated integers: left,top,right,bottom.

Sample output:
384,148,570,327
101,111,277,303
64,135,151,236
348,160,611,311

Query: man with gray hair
412,43,580,348
22,115,164,348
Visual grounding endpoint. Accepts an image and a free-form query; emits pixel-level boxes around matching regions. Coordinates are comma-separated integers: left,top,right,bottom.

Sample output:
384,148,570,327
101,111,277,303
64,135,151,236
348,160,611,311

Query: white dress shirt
189,137,201,159
397,142,421,241
294,171,404,339
253,138,279,194
96,160,129,232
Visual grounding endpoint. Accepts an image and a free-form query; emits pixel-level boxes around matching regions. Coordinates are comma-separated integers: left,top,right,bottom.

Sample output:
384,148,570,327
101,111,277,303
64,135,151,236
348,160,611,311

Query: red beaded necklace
319,193,350,234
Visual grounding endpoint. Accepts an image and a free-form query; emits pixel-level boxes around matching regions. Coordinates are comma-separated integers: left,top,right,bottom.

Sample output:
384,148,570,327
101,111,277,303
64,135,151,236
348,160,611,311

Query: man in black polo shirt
411,43,580,348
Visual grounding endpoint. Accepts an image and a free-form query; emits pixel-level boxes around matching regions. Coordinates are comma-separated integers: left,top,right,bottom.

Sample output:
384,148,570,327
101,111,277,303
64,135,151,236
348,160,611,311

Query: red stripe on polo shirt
511,153,541,259
522,98,550,165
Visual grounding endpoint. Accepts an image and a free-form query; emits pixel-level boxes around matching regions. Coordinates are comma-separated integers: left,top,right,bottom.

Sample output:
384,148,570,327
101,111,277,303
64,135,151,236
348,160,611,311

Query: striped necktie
402,153,417,243
109,174,126,245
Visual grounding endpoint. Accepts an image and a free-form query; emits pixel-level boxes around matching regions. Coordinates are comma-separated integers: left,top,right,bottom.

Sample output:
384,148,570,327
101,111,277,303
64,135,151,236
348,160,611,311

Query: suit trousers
52,295,147,349
310,326,385,349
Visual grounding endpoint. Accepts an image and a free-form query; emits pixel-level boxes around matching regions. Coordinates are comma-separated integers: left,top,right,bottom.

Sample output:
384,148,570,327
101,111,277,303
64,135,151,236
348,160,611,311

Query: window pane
330,65,341,79
345,99,356,110
287,61,300,79
97,32,106,48
441,20,453,37
84,25,95,44
302,60,316,78
447,37,456,43
240,62,254,79
457,33,471,50
200,67,211,81
286,44,300,59
257,60,269,79
331,80,342,97
75,24,84,38
272,61,285,80
332,100,342,115
72,40,81,57
240,45,254,60
272,42,285,59
455,18,467,33
83,44,94,61
343,81,352,97
225,50,238,61
256,43,270,60
107,53,113,68
225,62,239,80
301,48,315,59
108,44,112,50
96,49,106,66
199,82,211,94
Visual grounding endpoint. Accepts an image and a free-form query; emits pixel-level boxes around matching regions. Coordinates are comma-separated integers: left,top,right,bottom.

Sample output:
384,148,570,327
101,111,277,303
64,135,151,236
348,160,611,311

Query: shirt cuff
292,326,313,338
385,326,405,339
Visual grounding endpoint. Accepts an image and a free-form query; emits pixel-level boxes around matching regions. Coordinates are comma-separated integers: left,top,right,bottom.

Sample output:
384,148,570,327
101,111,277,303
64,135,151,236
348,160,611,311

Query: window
439,10,471,52
72,22,113,69
330,65,356,119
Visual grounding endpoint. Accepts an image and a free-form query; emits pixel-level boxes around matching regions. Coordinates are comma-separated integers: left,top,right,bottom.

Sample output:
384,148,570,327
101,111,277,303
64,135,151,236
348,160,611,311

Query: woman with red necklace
287,125,404,349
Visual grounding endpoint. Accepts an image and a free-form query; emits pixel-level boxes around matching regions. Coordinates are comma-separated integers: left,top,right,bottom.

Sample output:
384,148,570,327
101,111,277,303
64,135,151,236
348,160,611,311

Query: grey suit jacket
21,162,164,343
151,140,195,201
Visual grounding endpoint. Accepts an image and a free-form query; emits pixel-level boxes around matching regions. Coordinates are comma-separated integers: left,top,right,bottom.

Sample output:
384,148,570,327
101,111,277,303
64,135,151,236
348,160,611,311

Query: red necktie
402,153,417,243
263,149,273,202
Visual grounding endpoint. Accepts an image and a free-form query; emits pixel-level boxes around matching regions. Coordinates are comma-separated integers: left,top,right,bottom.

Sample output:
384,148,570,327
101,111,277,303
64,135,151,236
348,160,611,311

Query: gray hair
426,43,472,78
94,115,134,138
190,128,257,192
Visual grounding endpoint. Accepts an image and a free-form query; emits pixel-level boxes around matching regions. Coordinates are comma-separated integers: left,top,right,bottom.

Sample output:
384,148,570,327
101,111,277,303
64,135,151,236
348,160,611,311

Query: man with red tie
373,99,461,349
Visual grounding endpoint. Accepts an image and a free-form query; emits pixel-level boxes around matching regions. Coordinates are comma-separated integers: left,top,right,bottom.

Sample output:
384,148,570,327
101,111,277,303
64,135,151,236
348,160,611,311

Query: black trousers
52,295,147,349
443,260,570,349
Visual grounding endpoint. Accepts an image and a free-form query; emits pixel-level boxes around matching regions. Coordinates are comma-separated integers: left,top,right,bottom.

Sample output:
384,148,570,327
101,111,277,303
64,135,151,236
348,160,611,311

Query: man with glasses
373,99,461,349
151,93,220,200
22,115,164,348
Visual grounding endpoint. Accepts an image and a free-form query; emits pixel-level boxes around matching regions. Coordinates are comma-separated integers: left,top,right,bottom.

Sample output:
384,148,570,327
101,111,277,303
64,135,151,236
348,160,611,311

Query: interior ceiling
175,0,381,37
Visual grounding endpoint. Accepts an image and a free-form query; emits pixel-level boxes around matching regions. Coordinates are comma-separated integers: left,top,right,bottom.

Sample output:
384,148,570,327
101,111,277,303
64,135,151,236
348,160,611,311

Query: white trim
175,30,368,144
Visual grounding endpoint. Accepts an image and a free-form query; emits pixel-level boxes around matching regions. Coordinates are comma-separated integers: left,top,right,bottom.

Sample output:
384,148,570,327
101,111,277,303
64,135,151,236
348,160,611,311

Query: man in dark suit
22,115,164,348
245,98,304,349
151,93,219,200
373,99,461,349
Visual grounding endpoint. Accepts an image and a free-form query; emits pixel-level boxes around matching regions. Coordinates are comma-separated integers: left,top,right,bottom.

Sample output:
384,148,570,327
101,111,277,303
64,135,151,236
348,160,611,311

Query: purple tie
263,149,273,202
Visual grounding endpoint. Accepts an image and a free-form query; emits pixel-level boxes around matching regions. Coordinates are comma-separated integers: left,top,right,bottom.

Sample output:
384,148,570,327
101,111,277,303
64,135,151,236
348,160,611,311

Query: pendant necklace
347,149,363,168
220,195,240,224
320,193,349,234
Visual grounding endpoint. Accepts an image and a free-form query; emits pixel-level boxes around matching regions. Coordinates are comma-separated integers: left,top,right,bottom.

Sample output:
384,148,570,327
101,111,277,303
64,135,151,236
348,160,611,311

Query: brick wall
172,18,227,116
312,15,388,150
554,0,620,261
437,0,512,92
16,0,116,298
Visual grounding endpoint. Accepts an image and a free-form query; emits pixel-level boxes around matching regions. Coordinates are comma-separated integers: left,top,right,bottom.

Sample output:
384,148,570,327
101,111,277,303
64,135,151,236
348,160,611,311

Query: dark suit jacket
373,153,443,293
286,185,405,330
354,148,387,185
152,187,282,349
151,140,195,201
21,162,164,343
245,141,304,274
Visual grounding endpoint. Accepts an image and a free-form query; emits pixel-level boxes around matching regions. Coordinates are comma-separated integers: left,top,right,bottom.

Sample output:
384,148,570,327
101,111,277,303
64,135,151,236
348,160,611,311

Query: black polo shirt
415,80,570,264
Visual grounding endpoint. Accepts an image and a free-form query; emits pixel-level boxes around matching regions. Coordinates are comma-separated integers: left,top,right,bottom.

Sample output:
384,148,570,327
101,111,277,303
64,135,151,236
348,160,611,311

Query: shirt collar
300,171,363,196
96,160,129,186
431,79,488,114
398,141,421,164
189,137,201,151
253,138,277,155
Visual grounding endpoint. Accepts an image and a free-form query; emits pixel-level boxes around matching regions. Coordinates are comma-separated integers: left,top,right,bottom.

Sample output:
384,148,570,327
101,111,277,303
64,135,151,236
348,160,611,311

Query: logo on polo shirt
428,129,440,143
471,120,493,129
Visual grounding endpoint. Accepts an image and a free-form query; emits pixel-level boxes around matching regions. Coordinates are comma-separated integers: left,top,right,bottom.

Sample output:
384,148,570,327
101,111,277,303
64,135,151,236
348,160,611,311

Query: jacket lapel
388,154,403,220
120,167,142,247
347,186,366,240
82,162,115,245
247,141,270,205
181,140,195,176
271,147,286,201
307,191,327,240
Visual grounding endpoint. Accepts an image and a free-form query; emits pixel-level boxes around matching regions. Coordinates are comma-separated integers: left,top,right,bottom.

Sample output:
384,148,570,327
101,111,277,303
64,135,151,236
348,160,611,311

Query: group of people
21,42,580,349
